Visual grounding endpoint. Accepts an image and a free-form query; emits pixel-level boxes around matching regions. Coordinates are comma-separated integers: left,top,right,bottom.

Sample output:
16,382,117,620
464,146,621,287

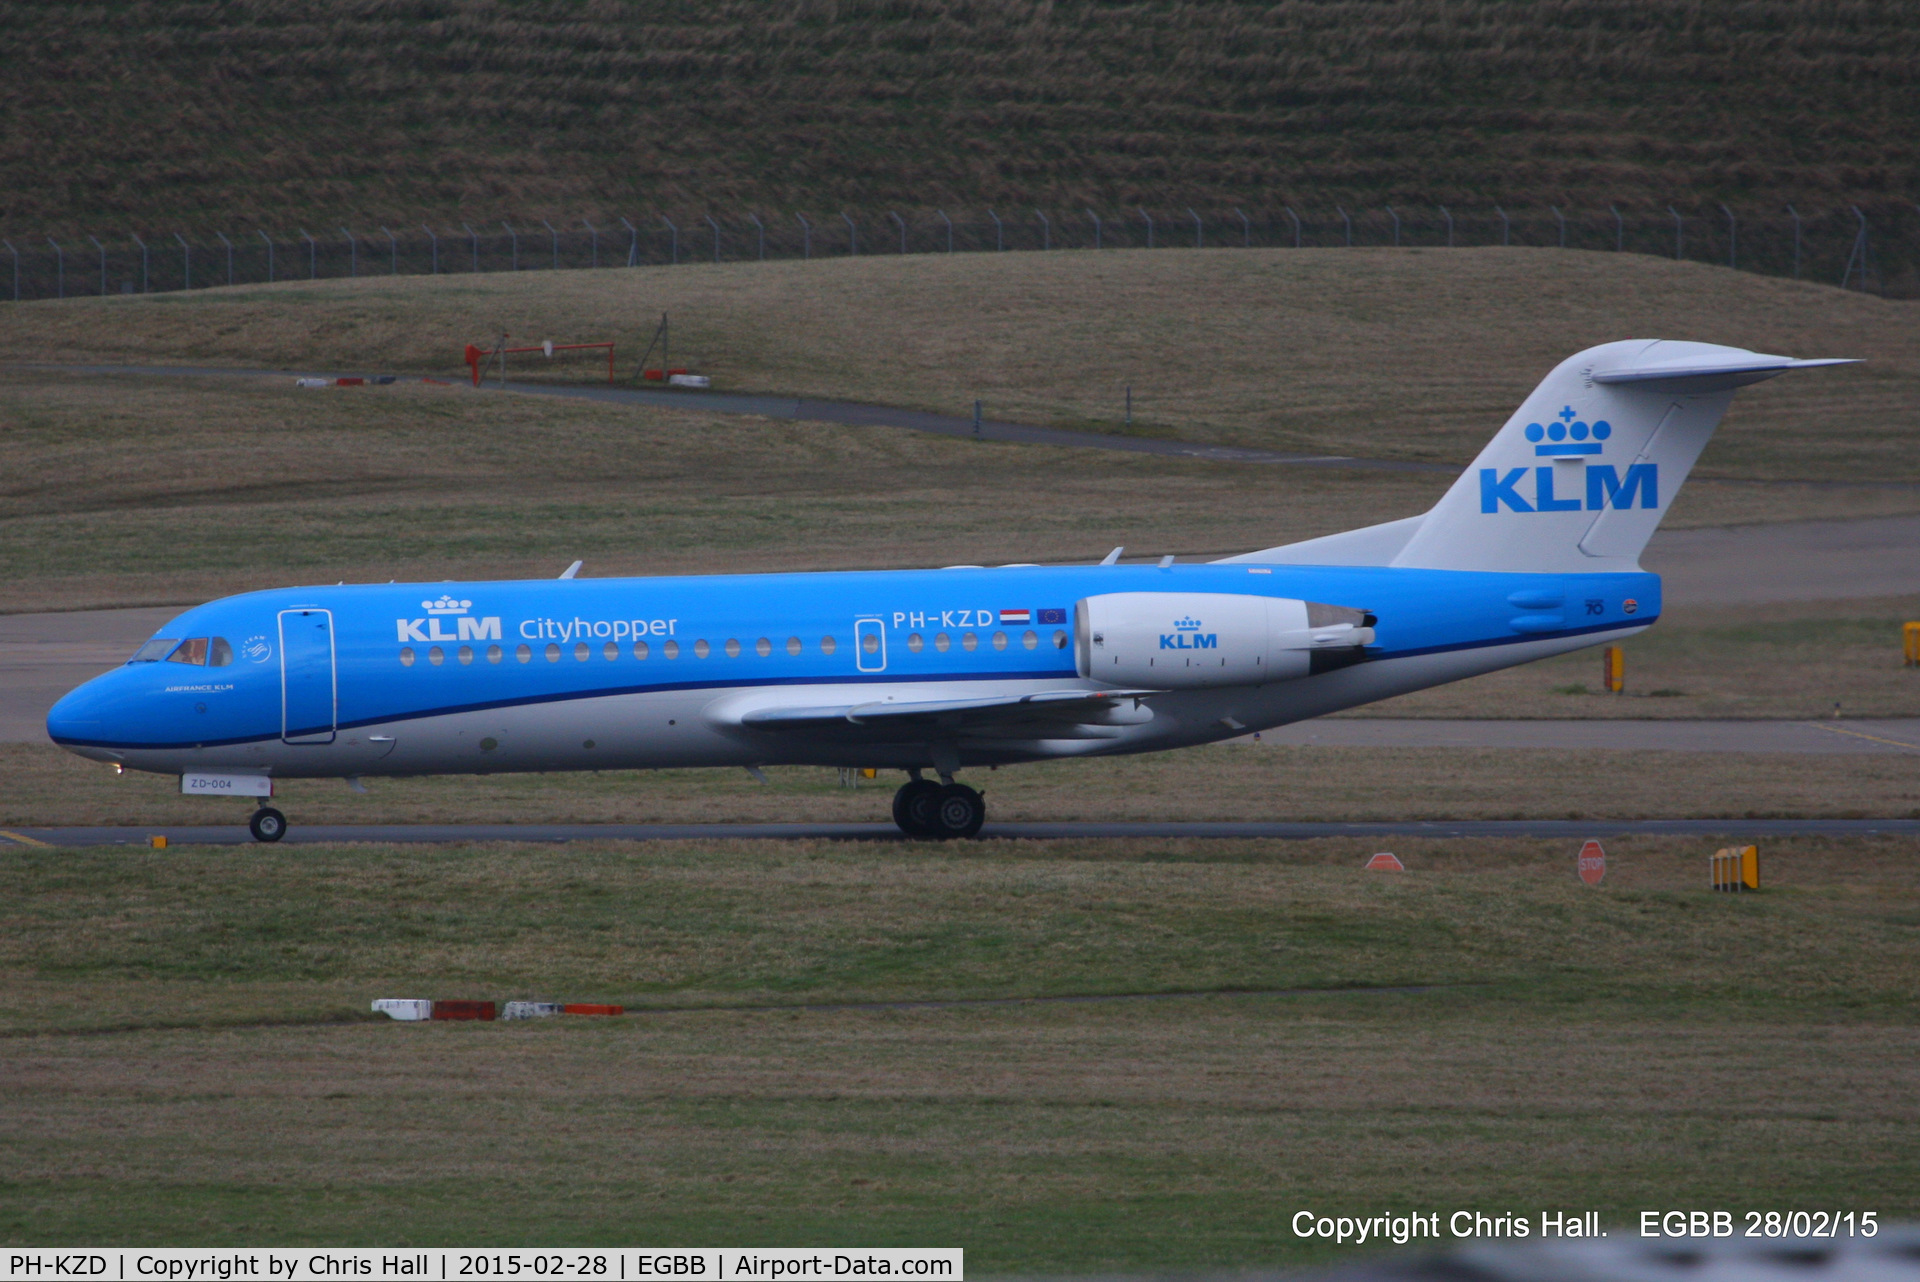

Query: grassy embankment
0,834,1915,1258
6,2,1919,229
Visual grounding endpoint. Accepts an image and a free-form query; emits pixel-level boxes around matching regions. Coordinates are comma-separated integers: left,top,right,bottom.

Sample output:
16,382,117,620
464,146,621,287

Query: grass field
4,248,1917,477
1,834,1915,1260
6,2,1919,229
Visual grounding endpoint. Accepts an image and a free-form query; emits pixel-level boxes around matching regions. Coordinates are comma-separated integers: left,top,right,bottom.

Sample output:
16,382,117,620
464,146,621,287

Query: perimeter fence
3,204,1916,302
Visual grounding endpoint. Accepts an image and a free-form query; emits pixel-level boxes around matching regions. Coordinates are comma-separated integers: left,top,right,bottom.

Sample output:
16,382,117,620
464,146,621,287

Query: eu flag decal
1036,608,1067,626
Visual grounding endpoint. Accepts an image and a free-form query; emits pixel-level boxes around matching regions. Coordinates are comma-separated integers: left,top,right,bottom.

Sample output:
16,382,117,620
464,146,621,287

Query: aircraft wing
730,688,1159,738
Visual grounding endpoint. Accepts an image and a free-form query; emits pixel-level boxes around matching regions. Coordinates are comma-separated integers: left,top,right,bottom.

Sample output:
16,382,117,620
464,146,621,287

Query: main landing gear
891,776,986,839
249,807,287,843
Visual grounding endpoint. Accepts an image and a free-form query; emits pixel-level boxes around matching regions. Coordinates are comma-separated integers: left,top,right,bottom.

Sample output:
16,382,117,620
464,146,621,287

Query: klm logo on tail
1160,615,1218,650
1480,407,1656,514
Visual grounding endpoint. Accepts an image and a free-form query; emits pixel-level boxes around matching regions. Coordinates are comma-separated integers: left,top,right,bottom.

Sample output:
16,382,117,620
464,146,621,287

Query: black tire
892,780,943,837
931,784,986,839
249,807,287,843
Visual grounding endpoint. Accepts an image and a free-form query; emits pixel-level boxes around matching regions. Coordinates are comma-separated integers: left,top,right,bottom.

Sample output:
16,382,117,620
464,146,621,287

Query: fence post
48,237,64,298
1336,205,1351,247
1284,206,1301,248
340,227,359,277
1235,208,1250,247
175,233,192,289
1438,205,1453,247
662,216,678,265
1085,208,1101,249
90,235,107,294
581,219,597,269
706,214,721,263
1035,209,1049,251
1551,206,1565,249
619,217,637,267
1495,206,1510,247
1188,207,1203,248
1840,206,1869,290
1668,206,1683,260
1720,204,1736,269
258,230,274,282
747,212,765,260
214,231,234,285
841,211,857,256
541,219,560,270
461,223,479,272
423,224,438,274
380,226,398,275
1386,206,1400,247
891,210,907,254
134,233,151,291
988,208,1003,251
2,239,16,300
1610,205,1623,252
301,229,317,279
796,214,811,259
501,221,518,270
1787,206,1801,278
937,209,953,253
1138,207,1153,248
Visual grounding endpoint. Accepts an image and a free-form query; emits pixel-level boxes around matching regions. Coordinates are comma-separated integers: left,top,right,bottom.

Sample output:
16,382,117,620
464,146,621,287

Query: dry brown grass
4,249,1915,479
5,739,1915,829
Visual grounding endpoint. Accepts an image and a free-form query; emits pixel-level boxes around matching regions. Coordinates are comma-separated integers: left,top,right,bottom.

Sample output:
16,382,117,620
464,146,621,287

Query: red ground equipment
465,338,615,387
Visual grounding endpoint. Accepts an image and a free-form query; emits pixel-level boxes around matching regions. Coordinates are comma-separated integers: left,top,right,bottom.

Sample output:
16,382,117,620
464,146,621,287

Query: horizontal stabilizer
1592,350,1855,392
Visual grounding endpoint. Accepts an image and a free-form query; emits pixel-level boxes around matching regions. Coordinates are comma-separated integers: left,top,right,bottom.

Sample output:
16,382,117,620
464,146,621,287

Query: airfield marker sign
1577,839,1606,885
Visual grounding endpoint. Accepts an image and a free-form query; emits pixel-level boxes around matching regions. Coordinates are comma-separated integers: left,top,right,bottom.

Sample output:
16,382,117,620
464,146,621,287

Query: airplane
46,339,1851,842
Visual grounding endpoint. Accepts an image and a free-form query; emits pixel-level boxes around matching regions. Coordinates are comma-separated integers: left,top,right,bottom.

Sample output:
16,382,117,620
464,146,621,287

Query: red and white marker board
1577,839,1606,886
1365,852,1404,871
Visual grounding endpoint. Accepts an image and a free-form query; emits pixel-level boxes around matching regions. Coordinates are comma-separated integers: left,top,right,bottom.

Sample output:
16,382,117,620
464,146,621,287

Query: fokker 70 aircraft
48,340,1848,840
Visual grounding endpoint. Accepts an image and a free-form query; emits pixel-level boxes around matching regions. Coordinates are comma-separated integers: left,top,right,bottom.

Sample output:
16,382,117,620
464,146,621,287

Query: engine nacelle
1074,592,1375,689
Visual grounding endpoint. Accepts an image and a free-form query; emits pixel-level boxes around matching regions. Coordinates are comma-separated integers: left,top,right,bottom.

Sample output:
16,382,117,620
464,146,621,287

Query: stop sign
1577,839,1606,886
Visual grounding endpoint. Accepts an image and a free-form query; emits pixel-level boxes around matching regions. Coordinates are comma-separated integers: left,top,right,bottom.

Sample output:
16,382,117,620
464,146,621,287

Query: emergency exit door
279,608,337,744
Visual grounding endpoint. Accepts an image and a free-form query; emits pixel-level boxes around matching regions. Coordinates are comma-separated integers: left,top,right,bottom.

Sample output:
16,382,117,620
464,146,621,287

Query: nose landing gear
249,807,287,843
891,778,986,839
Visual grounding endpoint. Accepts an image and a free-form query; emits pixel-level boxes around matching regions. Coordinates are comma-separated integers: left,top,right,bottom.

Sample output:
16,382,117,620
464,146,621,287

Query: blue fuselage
47,562,1658,778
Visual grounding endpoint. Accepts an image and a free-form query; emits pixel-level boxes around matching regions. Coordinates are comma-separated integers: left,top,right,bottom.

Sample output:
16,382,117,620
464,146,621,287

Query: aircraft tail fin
1379,340,1854,574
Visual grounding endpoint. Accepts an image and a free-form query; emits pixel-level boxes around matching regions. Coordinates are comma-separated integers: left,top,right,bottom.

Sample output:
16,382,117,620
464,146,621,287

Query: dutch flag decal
999,608,1032,625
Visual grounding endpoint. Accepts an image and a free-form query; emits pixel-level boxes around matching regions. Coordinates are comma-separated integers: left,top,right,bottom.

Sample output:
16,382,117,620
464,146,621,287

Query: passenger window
933,632,950,653
991,631,1008,651
633,640,650,660
603,641,618,661
1053,630,1069,649
664,640,680,659
786,636,802,656
1022,630,1038,650
167,638,209,665
756,637,772,657
487,645,503,664
517,644,532,663
209,637,233,666
694,639,711,658
458,645,474,665
961,632,979,651
821,636,837,655
724,638,741,658
429,646,445,666
545,643,561,663
907,632,924,653
574,642,590,662
399,647,416,667
129,638,179,663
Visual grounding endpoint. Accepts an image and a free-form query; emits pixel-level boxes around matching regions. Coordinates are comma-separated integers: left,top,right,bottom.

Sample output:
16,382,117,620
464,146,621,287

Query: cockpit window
129,638,180,663
167,638,210,666
209,637,233,666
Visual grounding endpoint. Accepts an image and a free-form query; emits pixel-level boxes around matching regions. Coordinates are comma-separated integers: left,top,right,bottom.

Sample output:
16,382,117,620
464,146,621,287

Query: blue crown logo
1173,616,1203,629
1525,405,1611,456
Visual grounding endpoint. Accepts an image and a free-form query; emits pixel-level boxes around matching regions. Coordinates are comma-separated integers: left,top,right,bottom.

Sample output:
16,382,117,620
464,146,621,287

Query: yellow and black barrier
1904,621,1920,667
1602,645,1625,693
1712,845,1759,892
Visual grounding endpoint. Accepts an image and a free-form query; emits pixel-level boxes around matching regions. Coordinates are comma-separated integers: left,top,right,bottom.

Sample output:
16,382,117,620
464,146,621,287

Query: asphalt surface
1258,717,1920,754
5,817,1918,848
17,361,1445,472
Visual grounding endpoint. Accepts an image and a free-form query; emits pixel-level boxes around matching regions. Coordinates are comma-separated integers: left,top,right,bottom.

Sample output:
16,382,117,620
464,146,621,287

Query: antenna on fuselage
558,560,583,579
1099,546,1124,566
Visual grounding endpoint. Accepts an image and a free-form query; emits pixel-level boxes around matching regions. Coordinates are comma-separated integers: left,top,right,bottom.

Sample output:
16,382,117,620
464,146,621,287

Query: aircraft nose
46,672,127,755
